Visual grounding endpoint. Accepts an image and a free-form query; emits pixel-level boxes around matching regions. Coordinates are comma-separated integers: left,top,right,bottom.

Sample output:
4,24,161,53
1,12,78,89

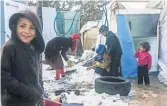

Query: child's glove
67,60,73,67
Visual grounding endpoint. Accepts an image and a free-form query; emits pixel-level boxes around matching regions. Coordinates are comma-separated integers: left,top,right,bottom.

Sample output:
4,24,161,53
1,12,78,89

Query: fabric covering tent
96,0,166,80
157,5,167,85
80,21,101,50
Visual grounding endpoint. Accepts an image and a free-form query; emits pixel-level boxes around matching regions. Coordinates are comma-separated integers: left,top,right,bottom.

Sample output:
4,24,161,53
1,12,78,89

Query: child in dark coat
44,33,81,80
99,25,122,77
1,10,45,106
135,42,152,87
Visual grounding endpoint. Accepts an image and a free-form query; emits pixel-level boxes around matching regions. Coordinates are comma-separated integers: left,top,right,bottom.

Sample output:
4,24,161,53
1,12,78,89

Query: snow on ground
66,90,132,106
42,59,133,106
42,53,167,106
80,50,95,61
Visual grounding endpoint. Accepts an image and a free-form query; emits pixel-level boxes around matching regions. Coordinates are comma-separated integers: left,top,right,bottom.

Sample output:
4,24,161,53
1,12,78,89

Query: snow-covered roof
79,21,100,34
109,0,164,10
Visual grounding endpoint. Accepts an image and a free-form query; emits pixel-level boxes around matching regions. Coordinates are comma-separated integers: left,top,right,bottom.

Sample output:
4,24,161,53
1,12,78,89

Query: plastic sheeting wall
117,14,159,77
126,14,159,72
117,14,159,78
3,0,29,43
158,6,167,85
42,7,57,44
84,28,98,50
42,10,80,44
56,12,63,35
64,12,80,37
117,15,138,78
1,1,5,46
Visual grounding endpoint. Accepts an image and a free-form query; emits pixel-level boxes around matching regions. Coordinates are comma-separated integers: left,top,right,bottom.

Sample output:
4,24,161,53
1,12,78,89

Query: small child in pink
135,42,152,86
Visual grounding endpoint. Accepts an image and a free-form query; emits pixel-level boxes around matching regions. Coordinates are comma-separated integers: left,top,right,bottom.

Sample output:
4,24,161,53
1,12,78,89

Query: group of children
1,9,152,106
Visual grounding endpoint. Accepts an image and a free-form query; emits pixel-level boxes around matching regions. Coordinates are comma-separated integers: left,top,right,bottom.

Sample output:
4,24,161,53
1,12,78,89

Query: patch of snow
60,90,131,106
68,66,96,84
42,64,52,70
42,57,132,106
80,50,95,61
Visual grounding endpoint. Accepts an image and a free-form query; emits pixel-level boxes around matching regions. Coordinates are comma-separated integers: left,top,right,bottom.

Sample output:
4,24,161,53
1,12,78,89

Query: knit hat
99,25,109,33
70,33,81,40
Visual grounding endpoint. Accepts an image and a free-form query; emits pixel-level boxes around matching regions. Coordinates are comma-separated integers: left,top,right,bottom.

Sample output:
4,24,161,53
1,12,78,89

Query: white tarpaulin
4,0,29,42
3,2,57,45
42,7,57,44
158,5,167,85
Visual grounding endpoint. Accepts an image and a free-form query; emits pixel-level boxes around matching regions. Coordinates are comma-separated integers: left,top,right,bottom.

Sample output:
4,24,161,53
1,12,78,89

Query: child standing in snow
135,42,152,87
1,10,45,106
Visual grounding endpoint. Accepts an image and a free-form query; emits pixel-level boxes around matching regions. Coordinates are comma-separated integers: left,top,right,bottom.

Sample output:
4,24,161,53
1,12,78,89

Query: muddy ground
126,75,167,106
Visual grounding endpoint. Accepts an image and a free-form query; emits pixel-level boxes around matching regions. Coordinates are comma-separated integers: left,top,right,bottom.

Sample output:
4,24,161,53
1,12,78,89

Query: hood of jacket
9,10,45,53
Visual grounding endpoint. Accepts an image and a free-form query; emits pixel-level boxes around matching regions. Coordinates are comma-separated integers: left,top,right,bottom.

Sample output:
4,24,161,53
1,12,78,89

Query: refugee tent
96,0,165,79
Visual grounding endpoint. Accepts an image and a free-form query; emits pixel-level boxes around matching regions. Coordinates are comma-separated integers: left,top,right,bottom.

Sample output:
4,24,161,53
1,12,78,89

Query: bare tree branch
29,1,103,28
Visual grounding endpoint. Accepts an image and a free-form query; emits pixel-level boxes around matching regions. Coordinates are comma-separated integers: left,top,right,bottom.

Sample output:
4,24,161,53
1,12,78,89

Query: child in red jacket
135,42,152,86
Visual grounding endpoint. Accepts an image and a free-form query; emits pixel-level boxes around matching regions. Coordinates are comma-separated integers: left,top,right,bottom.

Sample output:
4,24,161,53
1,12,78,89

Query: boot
60,69,65,77
55,70,61,80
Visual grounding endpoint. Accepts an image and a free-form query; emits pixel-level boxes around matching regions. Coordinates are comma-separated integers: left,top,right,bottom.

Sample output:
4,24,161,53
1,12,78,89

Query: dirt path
127,75,167,106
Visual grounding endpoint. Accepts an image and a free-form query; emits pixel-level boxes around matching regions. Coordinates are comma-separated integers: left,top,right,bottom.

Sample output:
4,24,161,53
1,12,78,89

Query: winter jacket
105,31,122,56
44,37,73,61
94,54,111,72
1,10,45,106
135,51,152,70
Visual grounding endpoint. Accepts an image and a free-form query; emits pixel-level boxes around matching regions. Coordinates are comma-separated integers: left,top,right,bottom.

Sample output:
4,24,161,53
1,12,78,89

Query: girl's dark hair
140,42,151,52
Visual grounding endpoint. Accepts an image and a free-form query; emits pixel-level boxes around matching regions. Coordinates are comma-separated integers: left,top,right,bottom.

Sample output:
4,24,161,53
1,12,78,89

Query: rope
99,0,109,45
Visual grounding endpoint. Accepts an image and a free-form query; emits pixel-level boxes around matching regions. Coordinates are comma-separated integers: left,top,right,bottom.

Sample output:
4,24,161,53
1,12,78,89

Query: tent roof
79,21,100,34
108,0,165,9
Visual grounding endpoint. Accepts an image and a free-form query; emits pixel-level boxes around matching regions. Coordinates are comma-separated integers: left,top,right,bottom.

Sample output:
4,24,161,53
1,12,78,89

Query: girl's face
16,17,36,44
140,45,146,52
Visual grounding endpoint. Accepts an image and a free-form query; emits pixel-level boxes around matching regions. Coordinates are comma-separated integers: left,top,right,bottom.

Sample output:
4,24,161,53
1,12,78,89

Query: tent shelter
96,0,167,82
80,21,101,50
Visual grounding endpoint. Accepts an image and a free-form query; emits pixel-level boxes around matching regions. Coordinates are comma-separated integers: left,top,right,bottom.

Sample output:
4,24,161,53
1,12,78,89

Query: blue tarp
56,11,64,35
1,1,5,46
64,12,80,37
116,14,138,78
